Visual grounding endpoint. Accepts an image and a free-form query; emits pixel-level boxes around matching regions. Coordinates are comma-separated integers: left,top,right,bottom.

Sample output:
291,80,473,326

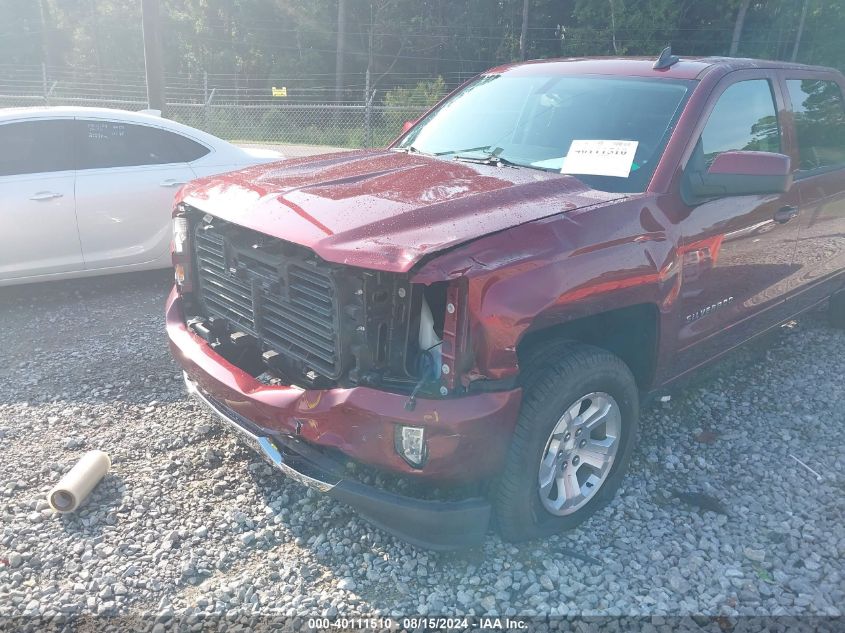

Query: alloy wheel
537,391,622,516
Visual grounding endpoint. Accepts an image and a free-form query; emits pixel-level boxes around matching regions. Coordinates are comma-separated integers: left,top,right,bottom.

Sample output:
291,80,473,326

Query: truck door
781,73,845,307
669,72,802,377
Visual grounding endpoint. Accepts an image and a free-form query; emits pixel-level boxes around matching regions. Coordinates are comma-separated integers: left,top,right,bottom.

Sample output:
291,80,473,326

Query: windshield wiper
435,145,522,168
434,145,492,157
417,145,546,171
451,152,522,168
393,145,436,156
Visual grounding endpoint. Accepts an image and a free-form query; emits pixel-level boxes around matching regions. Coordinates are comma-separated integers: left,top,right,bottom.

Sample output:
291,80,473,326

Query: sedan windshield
397,73,693,193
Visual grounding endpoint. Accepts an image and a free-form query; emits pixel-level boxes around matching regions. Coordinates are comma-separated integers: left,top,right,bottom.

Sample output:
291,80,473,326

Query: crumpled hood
179,149,625,273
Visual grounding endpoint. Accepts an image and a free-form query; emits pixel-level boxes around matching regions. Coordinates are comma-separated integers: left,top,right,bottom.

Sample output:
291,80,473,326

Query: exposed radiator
193,220,342,378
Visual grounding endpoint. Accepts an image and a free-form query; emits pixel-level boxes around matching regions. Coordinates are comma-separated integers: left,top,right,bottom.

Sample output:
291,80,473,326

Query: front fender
412,197,680,381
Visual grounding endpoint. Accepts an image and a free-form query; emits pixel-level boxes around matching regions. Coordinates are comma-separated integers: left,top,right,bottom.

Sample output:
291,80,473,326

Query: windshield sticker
561,140,639,178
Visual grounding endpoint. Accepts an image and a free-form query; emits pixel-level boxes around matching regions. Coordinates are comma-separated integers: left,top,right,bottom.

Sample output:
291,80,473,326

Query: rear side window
0,120,75,176
786,79,845,172
77,120,210,169
700,80,781,165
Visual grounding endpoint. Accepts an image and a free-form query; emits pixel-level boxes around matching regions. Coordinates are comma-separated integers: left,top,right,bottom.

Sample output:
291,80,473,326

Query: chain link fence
167,102,427,148
0,65,453,149
0,94,429,149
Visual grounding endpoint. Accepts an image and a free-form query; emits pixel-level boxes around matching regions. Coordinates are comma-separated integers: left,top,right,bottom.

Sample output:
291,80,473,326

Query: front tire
494,343,639,541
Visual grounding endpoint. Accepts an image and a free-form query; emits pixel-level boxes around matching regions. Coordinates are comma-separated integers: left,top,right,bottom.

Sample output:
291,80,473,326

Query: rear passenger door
73,119,206,269
781,74,845,306
0,119,82,279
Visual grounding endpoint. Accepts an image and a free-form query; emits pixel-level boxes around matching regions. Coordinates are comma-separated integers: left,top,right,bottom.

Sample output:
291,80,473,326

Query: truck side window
786,79,845,173
699,80,781,166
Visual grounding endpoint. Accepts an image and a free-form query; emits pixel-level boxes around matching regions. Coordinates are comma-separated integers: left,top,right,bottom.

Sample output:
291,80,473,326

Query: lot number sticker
561,139,639,178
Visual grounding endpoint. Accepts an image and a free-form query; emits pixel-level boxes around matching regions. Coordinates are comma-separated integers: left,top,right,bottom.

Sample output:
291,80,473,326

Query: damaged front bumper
184,374,491,550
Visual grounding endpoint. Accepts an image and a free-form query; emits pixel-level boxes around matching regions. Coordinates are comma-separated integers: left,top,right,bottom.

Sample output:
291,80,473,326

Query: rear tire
830,291,845,329
494,343,639,541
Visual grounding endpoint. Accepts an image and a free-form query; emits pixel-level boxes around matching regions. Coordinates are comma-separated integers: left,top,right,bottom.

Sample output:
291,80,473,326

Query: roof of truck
486,56,841,81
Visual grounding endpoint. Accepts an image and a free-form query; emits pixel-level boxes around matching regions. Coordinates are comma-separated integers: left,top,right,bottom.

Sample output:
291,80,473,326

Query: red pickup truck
166,54,845,549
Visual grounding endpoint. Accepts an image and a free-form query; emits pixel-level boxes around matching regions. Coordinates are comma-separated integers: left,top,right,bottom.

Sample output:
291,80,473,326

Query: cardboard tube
48,450,111,513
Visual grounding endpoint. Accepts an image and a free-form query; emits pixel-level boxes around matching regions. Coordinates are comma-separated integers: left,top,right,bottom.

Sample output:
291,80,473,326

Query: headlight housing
172,215,188,255
439,277,469,395
171,205,193,291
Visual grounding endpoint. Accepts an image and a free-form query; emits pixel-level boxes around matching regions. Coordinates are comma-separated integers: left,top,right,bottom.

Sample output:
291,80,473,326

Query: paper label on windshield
561,140,639,178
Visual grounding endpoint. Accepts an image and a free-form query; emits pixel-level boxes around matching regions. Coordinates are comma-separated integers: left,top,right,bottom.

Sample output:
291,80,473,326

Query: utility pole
609,0,618,55
519,0,530,60
367,2,375,78
729,0,751,57
791,0,810,62
335,0,347,103
141,0,165,113
364,68,371,147
38,0,54,69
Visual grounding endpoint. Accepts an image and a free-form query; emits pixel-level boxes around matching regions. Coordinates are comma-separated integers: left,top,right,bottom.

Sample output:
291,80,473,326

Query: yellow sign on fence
271,86,287,97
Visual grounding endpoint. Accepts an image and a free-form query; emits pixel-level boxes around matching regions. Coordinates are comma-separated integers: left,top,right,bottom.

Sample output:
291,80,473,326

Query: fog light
395,425,427,468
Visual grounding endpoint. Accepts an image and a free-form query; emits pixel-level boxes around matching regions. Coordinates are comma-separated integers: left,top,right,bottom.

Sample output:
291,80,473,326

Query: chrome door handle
29,191,63,201
159,179,187,187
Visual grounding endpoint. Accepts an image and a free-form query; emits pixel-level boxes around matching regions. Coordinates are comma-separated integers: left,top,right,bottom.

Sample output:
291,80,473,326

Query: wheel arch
516,303,660,391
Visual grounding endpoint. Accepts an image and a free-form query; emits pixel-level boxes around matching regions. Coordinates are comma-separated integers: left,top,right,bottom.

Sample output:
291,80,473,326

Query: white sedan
0,106,281,286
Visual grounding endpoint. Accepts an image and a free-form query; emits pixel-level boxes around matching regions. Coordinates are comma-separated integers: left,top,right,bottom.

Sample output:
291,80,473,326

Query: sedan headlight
172,215,188,254
171,207,193,291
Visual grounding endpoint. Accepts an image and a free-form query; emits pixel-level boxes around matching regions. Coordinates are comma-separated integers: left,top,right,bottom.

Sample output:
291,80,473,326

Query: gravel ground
0,271,842,628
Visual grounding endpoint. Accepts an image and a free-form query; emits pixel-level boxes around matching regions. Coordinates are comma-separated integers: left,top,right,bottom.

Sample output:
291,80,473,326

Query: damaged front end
182,374,491,550
169,204,518,549
175,204,462,402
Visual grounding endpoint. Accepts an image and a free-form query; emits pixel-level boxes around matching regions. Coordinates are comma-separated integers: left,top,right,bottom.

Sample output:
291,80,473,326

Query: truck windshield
397,74,693,193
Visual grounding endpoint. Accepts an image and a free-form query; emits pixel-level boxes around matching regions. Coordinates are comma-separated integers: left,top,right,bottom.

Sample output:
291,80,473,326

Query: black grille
194,229,256,332
192,221,342,378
